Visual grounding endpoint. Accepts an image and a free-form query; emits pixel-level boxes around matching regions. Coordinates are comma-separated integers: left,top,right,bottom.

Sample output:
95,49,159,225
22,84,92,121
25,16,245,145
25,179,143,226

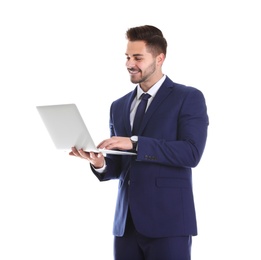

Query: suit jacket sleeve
136,86,209,168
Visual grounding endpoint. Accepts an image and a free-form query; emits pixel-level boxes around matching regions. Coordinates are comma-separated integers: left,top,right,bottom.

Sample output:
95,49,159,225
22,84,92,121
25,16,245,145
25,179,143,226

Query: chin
130,76,140,84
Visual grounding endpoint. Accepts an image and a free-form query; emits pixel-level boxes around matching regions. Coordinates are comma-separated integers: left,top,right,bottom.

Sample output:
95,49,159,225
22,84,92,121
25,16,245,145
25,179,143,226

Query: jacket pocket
156,177,190,188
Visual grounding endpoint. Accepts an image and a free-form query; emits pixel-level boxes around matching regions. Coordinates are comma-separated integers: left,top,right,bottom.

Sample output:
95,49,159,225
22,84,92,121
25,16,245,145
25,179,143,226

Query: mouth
127,68,141,75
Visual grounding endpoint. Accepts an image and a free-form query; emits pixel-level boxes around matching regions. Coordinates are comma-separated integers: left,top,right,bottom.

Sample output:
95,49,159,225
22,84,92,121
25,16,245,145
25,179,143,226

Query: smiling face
125,40,165,91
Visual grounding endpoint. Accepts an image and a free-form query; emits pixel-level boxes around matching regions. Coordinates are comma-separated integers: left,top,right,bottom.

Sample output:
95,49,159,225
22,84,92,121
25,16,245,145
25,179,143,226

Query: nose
126,58,135,68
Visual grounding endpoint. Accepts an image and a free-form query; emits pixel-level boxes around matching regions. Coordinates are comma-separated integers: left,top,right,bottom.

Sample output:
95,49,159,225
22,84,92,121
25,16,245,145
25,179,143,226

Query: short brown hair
126,25,167,57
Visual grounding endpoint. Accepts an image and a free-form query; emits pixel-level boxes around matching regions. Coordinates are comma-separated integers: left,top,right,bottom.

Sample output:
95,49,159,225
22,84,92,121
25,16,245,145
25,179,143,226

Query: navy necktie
132,93,151,135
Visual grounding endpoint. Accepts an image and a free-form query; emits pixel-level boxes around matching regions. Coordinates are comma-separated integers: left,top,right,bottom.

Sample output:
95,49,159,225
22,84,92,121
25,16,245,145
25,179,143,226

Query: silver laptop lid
36,103,136,155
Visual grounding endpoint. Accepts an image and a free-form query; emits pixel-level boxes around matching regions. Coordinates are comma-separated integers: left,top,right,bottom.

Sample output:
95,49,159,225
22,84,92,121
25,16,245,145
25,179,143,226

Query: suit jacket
92,76,209,238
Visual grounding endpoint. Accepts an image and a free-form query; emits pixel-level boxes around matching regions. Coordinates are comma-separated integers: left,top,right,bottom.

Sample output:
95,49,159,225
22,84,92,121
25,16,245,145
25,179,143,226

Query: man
70,25,209,260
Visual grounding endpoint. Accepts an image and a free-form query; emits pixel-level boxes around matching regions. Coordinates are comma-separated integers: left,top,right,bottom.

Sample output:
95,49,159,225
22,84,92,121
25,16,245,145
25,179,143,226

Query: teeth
129,70,138,74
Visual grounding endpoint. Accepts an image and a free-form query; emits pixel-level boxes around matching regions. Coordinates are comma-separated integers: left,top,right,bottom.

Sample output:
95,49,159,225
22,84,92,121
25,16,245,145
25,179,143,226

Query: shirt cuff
91,163,107,173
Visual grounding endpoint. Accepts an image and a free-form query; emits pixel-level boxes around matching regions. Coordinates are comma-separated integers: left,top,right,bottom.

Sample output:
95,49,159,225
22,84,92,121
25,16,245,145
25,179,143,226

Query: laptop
36,103,136,155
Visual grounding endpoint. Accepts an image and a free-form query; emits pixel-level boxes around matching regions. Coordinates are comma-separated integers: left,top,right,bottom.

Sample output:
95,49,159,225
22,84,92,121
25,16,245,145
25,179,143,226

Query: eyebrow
125,53,144,57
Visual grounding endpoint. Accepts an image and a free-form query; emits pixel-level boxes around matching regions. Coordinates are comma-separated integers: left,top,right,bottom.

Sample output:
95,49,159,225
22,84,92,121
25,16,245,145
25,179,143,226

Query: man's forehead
125,41,148,56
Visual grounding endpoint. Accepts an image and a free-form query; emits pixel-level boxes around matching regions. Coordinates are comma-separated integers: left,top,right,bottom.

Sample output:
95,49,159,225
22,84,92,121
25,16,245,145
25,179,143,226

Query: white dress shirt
130,75,166,129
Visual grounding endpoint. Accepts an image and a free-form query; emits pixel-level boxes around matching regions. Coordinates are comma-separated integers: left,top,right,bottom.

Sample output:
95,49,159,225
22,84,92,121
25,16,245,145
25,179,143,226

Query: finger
89,152,101,159
97,153,103,159
97,139,110,149
79,149,89,159
70,147,81,157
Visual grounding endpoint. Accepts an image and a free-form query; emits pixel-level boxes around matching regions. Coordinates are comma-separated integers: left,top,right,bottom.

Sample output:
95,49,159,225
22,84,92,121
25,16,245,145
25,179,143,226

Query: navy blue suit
92,76,209,239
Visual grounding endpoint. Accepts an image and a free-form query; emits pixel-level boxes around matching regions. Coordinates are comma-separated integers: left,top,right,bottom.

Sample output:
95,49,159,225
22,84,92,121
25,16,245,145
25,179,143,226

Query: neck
140,73,164,92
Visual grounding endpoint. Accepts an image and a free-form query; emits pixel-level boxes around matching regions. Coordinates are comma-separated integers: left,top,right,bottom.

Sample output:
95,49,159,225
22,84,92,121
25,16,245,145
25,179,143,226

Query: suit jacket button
128,180,130,186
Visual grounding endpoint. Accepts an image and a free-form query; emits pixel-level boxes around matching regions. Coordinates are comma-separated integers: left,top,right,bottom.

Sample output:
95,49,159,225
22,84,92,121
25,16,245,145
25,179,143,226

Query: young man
70,25,209,260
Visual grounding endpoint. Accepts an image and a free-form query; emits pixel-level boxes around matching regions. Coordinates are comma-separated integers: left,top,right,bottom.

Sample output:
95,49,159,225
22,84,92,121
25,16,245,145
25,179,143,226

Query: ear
156,53,165,66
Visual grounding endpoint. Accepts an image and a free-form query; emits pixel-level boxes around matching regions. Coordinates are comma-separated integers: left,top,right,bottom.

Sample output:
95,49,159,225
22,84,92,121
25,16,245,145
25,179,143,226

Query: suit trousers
114,209,192,260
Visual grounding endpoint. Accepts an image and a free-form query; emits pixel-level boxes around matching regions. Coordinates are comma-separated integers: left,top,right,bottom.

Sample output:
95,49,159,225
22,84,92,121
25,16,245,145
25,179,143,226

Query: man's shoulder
164,76,203,96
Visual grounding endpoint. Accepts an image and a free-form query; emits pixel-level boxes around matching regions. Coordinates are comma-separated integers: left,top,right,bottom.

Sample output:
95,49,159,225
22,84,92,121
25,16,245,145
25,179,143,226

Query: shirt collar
136,75,166,99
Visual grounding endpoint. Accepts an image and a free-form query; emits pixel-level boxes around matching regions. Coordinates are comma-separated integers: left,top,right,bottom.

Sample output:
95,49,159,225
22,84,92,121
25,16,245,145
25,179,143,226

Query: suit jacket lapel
123,88,137,136
138,77,175,134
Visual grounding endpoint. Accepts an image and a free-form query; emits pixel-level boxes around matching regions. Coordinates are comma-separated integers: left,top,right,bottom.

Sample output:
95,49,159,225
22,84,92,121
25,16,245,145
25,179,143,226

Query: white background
0,0,260,259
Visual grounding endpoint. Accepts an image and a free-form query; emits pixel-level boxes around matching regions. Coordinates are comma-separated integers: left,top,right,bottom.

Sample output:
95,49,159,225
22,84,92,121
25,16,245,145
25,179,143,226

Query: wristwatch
130,136,138,151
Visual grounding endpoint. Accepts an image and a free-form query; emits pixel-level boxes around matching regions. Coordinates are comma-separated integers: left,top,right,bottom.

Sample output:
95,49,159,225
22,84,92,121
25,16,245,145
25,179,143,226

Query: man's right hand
69,147,105,169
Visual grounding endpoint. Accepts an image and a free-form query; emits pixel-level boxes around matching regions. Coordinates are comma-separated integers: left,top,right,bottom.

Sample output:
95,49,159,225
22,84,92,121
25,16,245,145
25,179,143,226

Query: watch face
131,136,138,142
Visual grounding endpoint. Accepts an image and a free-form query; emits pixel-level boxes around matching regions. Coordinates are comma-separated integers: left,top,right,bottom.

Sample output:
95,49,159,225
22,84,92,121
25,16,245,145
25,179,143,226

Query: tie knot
141,93,151,101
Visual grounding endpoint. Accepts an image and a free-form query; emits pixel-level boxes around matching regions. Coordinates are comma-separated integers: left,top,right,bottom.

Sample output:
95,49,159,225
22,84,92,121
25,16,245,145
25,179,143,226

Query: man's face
125,40,158,86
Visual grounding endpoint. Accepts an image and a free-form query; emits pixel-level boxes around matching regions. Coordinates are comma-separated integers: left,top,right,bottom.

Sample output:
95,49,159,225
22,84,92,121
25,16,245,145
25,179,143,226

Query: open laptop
36,103,136,155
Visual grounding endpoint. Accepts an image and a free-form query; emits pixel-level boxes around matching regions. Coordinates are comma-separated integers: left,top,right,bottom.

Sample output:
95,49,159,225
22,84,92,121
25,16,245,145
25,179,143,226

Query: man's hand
69,147,105,169
98,136,133,151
